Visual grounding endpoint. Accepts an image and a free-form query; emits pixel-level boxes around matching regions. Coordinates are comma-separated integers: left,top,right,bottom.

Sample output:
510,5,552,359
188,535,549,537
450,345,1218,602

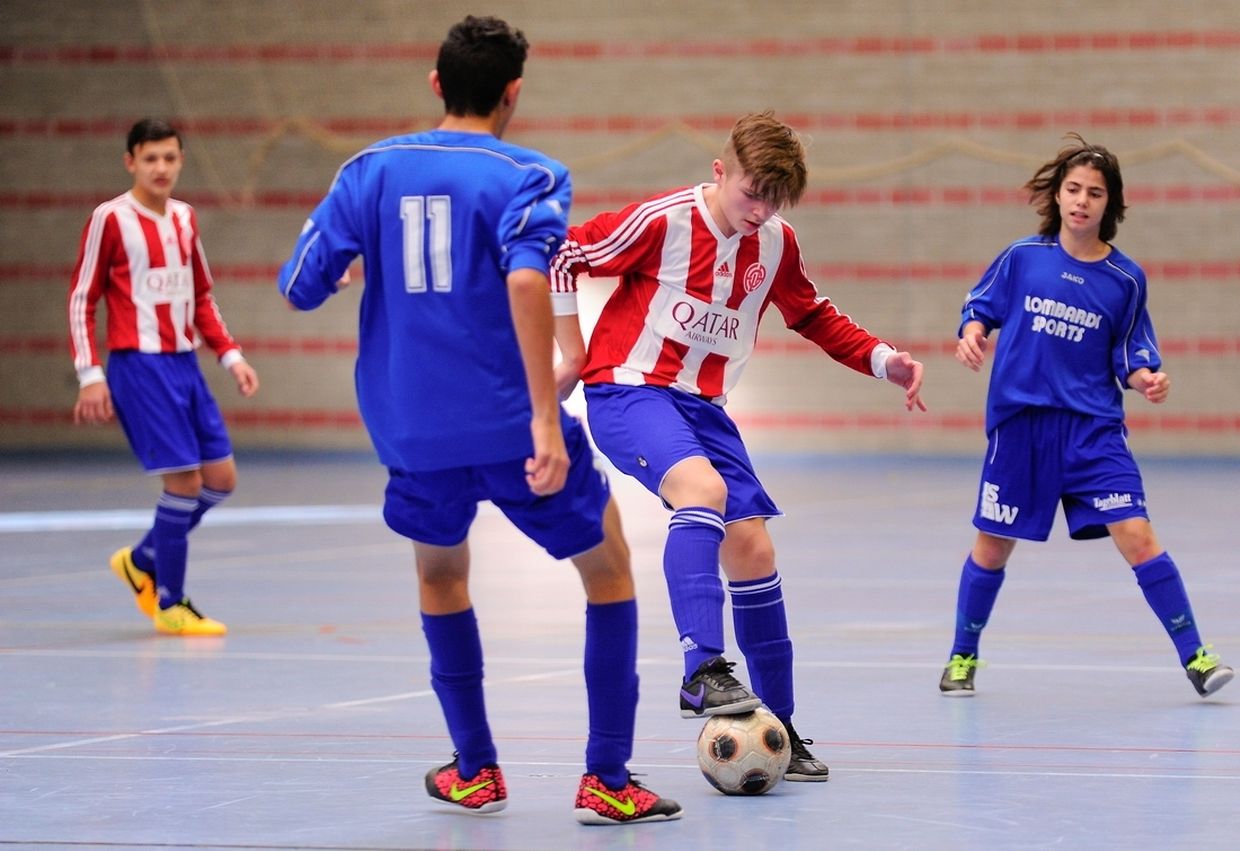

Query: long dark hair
1025,132,1126,242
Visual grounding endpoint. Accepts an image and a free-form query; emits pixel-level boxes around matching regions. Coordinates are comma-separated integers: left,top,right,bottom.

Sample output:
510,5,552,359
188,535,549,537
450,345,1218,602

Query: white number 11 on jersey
401,195,452,293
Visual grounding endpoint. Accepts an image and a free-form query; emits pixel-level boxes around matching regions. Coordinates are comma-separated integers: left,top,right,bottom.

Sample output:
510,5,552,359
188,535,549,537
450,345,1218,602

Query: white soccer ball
696,707,791,795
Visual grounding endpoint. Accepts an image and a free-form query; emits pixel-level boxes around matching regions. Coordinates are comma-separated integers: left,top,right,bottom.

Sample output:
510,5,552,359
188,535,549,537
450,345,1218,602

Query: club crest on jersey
742,262,766,293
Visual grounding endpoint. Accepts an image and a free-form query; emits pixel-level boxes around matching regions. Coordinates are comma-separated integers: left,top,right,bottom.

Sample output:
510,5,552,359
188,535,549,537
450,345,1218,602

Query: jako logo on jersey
671,300,740,342
980,482,1019,524
1061,271,1085,284
1093,492,1133,511
715,261,732,279
742,262,766,293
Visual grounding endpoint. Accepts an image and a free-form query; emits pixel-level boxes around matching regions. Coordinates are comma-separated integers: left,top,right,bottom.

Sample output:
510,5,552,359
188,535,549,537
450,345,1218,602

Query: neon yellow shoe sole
109,547,156,618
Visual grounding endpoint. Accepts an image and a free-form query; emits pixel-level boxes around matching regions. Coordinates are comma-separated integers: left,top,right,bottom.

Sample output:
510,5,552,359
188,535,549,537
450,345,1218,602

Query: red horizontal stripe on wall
5,261,1240,287
4,185,1240,213
4,32,1239,65
5,335,1239,359
6,109,1240,138
4,408,1239,434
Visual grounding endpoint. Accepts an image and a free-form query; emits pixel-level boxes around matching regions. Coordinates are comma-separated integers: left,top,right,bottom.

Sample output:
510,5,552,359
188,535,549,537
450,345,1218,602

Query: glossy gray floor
2,452,1237,850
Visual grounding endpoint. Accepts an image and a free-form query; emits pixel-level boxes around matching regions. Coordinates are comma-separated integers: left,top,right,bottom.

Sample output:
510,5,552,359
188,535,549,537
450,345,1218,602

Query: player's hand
955,324,989,372
336,269,351,289
73,382,113,425
230,360,260,397
1130,368,1170,404
884,351,928,412
525,414,569,496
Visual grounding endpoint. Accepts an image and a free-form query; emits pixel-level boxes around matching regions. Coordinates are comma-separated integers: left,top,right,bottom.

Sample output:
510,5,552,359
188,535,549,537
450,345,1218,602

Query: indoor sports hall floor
2,451,1237,850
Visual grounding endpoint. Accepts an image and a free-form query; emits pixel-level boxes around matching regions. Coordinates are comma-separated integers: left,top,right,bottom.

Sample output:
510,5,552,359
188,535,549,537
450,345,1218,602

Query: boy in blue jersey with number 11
939,133,1232,699
277,16,680,825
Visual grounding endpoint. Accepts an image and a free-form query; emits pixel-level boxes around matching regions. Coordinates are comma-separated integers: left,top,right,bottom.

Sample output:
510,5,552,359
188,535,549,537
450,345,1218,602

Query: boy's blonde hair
722,111,808,209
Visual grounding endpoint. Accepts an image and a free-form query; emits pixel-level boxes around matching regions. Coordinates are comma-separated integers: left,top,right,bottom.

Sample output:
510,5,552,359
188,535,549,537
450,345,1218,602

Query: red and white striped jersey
68,191,240,382
550,184,886,403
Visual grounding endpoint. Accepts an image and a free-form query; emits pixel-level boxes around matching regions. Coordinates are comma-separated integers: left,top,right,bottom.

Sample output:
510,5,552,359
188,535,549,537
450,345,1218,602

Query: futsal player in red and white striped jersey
551,111,926,781
68,118,259,636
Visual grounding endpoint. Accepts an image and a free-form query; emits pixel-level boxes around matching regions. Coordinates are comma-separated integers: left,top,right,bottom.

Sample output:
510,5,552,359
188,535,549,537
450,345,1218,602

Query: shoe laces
1187,645,1221,673
183,598,206,617
783,722,815,758
947,653,981,679
701,657,745,689
623,772,649,791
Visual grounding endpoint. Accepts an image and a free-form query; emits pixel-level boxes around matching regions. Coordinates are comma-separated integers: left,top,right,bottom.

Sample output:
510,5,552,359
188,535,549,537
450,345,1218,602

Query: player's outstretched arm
884,351,928,412
508,267,569,495
956,321,989,372
1127,367,1171,404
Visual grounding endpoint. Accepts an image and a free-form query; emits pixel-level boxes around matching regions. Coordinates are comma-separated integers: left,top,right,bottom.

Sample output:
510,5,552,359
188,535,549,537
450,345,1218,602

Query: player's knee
972,533,1014,568
203,469,237,493
201,459,237,493
162,469,203,499
418,565,467,598
721,522,776,579
1110,520,1160,565
662,459,728,510
673,475,727,512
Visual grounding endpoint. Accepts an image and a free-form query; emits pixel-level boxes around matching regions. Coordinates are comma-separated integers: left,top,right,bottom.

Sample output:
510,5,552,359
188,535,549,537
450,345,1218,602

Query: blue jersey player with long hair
277,15,680,825
939,133,1233,699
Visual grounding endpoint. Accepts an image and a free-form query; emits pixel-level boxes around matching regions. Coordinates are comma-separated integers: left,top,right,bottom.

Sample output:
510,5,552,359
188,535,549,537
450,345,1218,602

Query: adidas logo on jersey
714,261,732,279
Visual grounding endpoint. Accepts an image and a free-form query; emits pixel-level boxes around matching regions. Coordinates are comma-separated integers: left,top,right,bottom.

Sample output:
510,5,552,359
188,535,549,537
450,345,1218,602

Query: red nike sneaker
425,757,507,814
574,773,682,825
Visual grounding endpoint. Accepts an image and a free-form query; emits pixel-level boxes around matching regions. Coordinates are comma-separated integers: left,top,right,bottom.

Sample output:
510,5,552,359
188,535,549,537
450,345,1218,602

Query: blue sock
1132,552,1203,665
421,608,495,777
153,492,196,608
664,506,726,679
584,600,638,789
132,487,230,574
730,573,793,721
950,554,1006,658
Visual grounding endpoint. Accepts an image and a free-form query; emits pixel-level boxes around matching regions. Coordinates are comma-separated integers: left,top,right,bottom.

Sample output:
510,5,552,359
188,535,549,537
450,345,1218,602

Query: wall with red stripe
2,0,1238,455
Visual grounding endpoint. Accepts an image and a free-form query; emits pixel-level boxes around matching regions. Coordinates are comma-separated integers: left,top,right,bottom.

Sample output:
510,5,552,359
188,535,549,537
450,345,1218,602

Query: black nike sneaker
678,655,761,718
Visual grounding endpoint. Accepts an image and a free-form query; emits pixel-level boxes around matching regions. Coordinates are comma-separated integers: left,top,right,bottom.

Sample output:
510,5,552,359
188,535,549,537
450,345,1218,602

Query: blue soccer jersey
278,130,572,471
961,237,1161,433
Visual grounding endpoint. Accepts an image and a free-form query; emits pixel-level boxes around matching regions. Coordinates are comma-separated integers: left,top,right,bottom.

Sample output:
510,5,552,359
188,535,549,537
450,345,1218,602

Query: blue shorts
382,411,610,560
107,351,233,475
973,408,1148,542
584,383,780,523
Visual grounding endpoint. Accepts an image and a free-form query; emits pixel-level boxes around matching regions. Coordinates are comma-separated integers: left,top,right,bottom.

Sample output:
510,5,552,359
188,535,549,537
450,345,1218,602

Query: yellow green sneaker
154,598,227,636
1185,646,1234,697
109,546,156,618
